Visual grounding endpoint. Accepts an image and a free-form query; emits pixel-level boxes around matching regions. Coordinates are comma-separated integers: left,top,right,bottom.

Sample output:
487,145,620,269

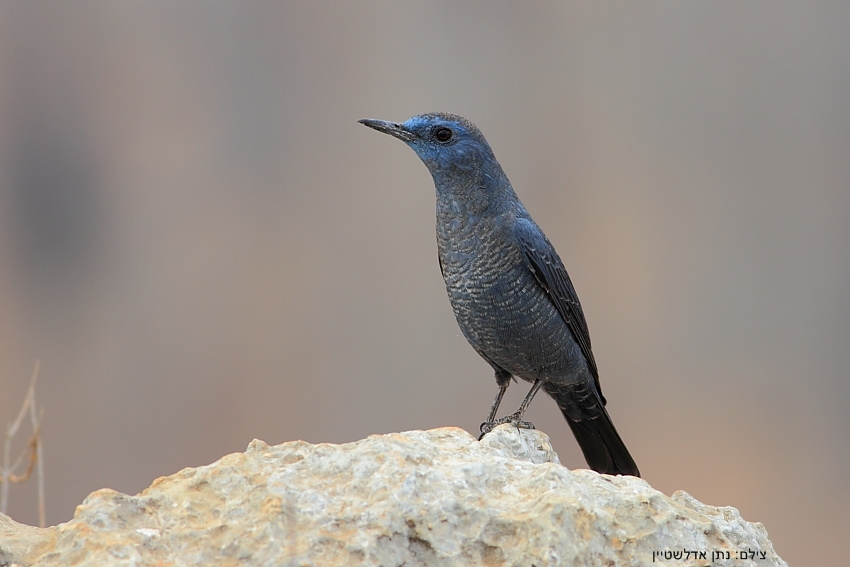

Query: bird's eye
434,127,453,142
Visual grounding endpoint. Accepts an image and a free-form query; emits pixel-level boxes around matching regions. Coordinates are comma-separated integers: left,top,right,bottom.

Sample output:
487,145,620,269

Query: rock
0,426,786,566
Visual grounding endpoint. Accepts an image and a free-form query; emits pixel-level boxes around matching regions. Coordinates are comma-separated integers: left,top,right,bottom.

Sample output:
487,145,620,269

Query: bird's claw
478,413,535,440
496,411,536,431
478,421,495,440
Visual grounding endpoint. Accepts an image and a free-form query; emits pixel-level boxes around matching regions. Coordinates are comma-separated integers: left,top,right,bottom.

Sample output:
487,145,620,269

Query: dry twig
1,361,46,526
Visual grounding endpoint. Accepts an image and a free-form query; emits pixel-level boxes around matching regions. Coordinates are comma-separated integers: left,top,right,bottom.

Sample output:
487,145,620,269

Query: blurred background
0,2,847,564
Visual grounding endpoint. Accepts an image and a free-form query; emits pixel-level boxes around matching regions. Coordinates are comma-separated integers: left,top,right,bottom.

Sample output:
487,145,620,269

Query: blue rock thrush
360,113,640,476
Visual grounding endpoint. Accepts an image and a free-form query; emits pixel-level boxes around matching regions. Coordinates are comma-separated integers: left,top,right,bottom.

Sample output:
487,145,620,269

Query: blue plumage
361,113,639,476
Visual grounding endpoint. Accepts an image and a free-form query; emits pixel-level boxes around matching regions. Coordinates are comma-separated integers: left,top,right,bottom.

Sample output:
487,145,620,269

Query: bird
359,113,640,477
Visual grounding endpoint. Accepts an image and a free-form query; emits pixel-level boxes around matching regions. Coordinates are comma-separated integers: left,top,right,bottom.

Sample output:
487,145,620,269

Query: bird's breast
435,205,520,289
436,212,575,377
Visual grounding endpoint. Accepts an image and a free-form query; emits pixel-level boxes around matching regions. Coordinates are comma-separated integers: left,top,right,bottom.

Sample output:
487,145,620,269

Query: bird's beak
359,118,417,142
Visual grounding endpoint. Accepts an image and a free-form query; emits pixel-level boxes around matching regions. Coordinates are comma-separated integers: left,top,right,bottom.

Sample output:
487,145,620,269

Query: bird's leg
478,369,512,440
478,384,508,440
487,379,543,432
515,378,543,417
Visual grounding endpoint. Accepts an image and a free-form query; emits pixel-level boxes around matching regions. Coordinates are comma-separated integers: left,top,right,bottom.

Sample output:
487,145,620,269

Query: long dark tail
544,381,640,477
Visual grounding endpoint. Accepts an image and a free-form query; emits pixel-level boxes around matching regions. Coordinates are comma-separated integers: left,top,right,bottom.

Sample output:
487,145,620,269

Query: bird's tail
544,381,640,477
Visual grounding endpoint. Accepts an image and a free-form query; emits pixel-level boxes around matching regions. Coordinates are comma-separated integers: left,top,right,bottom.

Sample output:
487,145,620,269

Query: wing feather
514,217,606,404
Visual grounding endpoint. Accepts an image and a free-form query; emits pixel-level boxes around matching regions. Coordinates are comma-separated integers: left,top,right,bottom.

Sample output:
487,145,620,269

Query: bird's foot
478,413,535,440
478,421,496,440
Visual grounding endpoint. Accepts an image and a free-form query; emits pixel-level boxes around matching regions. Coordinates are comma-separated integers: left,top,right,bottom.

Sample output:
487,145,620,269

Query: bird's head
359,113,498,180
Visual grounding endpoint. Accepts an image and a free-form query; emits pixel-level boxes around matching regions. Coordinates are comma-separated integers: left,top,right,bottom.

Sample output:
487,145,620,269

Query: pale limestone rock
0,425,786,566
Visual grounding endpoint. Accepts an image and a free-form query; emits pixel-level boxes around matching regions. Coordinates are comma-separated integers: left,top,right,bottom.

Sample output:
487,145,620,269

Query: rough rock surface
0,426,786,566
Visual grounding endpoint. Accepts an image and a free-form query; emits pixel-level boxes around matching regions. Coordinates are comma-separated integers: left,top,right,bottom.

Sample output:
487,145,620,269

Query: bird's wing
514,217,605,403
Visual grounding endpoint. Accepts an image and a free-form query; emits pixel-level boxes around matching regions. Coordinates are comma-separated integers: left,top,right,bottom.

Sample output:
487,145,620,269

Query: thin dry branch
31,381,46,527
1,361,46,526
